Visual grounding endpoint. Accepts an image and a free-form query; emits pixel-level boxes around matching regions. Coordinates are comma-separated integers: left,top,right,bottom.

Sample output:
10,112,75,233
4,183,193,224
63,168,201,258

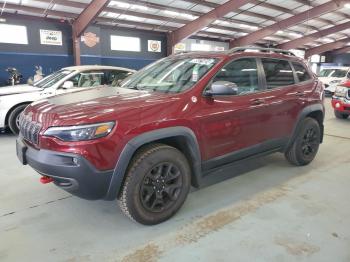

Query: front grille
19,114,42,145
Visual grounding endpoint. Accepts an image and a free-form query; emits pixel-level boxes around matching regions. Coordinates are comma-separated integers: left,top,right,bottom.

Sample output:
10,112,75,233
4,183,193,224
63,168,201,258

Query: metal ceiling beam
46,0,325,45
333,46,350,55
185,0,329,35
278,21,350,49
230,0,350,47
71,0,110,65
167,0,253,54
305,38,350,58
42,0,296,44
73,0,110,37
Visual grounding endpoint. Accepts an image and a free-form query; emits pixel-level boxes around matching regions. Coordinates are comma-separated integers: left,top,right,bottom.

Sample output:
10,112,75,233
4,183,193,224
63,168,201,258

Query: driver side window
213,58,259,95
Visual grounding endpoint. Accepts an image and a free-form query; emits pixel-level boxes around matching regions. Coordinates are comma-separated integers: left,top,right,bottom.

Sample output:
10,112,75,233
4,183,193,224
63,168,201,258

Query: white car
0,65,135,134
318,67,350,96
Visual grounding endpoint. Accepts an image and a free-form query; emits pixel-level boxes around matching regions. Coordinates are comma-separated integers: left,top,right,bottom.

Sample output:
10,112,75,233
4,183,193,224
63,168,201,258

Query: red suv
16,47,325,225
331,79,350,119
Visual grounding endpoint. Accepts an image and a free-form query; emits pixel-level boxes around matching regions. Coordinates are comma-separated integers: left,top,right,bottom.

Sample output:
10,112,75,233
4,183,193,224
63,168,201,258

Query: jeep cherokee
16,47,325,225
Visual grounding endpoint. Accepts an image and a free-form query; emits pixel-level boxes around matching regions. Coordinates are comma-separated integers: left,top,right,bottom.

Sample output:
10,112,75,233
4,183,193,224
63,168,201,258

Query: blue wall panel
0,52,73,85
0,16,167,86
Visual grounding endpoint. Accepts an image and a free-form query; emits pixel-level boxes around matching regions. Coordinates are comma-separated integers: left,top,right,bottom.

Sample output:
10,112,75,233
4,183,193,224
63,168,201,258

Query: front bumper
16,137,114,200
332,97,350,113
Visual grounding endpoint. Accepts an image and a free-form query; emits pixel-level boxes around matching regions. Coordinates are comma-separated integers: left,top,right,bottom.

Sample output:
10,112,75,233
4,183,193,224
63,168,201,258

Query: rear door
258,58,311,140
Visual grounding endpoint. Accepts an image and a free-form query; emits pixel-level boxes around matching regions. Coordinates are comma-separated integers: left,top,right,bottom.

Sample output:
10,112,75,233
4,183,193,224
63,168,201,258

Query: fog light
335,103,341,108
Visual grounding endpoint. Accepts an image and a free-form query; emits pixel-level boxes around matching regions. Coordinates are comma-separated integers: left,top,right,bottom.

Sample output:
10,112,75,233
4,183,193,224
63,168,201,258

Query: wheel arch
285,103,325,152
5,101,32,127
104,127,202,200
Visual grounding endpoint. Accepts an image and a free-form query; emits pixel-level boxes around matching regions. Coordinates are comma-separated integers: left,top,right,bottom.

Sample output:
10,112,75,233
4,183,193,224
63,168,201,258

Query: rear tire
8,104,28,135
285,117,321,166
118,143,191,225
334,110,349,119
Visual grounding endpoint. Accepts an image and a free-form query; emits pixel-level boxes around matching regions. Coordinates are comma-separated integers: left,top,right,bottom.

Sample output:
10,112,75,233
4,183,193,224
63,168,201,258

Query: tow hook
40,176,54,184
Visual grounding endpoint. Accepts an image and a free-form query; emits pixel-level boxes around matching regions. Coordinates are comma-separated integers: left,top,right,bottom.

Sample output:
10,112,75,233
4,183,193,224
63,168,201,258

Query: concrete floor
0,98,349,262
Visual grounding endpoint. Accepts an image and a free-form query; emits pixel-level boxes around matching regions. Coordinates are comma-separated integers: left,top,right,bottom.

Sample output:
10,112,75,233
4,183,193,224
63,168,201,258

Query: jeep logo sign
40,29,63,46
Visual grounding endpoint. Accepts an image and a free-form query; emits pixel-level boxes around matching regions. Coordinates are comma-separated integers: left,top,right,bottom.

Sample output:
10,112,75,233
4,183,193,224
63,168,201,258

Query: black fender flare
104,126,202,200
284,103,325,152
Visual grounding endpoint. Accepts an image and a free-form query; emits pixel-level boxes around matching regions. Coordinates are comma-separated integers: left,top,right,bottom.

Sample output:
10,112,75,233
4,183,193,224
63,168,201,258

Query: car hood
0,84,41,96
318,77,345,85
26,86,178,126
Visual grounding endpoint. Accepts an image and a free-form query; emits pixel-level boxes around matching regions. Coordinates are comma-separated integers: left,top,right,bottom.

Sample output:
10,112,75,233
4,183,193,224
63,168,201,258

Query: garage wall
332,53,350,66
0,16,167,86
0,17,73,86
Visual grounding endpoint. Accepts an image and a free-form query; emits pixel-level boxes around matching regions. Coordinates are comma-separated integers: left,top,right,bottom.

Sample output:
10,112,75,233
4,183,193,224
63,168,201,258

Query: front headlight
44,122,115,141
330,80,341,85
334,86,348,97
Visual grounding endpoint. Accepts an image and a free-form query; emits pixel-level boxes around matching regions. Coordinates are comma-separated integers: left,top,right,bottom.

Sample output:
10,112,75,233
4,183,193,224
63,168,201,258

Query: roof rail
229,46,296,56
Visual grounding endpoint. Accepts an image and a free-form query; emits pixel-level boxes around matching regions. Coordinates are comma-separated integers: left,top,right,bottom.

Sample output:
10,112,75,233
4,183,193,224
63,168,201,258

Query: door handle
251,98,265,105
295,91,306,97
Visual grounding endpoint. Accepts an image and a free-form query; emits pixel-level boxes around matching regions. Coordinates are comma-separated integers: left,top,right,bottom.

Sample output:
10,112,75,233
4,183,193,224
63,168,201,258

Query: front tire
118,144,191,225
8,104,28,135
334,110,349,119
285,118,321,166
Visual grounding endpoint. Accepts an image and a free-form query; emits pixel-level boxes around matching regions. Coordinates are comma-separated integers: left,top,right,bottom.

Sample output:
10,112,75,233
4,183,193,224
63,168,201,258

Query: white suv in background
0,65,135,134
318,67,350,96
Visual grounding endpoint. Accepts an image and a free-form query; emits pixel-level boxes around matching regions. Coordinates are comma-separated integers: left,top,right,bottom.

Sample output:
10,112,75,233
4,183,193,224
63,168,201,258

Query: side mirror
205,81,238,96
61,81,74,89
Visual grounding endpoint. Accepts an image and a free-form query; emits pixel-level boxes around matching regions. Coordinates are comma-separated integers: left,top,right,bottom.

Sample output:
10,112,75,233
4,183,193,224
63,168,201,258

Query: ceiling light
239,24,258,30
321,37,333,42
289,32,303,37
345,3,350,8
131,4,148,11
164,10,179,16
180,13,197,20
119,14,143,22
109,1,130,8
277,30,284,34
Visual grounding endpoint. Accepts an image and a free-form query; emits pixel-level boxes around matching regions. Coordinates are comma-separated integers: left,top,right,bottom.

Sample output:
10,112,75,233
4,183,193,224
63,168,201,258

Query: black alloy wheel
118,144,191,225
301,127,319,158
140,162,182,213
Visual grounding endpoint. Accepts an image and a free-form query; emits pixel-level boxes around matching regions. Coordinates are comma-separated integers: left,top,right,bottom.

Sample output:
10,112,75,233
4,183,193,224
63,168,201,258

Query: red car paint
22,52,323,172
332,80,350,114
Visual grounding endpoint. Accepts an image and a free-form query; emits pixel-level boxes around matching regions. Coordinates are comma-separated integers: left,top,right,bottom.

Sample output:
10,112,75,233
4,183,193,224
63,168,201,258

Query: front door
197,58,273,163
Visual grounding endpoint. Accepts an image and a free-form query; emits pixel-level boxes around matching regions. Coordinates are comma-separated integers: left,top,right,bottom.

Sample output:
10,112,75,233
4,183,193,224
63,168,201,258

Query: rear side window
262,59,295,89
212,58,259,95
292,63,311,82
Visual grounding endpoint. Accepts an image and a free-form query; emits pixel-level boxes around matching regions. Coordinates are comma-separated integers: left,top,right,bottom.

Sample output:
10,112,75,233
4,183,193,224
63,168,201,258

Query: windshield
120,57,218,93
34,69,73,89
319,69,347,78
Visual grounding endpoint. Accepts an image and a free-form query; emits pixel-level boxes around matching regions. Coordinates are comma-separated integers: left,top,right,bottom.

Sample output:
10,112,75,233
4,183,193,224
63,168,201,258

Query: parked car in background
16,47,324,225
0,65,135,134
332,79,350,119
318,67,350,96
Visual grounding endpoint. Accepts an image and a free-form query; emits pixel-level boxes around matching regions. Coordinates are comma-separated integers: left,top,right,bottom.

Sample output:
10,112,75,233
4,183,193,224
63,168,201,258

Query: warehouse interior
0,0,350,261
